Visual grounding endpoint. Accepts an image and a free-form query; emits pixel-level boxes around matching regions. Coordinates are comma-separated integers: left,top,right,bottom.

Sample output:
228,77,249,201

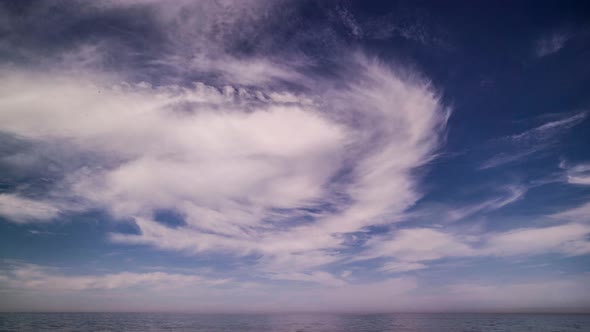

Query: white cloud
569,176,590,185
87,0,303,87
0,194,59,223
509,112,586,142
380,261,427,273
479,148,540,170
363,222,590,272
365,228,473,262
0,261,420,311
0,49,448,274
480,112,586,169
551,201,590,223
443,185,526,222
0,263,220,291
0,0,452,282
482,223,590,256
561,161,590,185
3,262,589,312
0,71,344,217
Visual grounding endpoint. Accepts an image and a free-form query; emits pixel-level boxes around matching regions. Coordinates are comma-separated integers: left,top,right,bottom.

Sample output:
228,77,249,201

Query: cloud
363,222,590,272
0,261,419,311
3,261,588,312
483,223,590,256
442,185,526,222
0,194,59,223
332,2,450,48
508,112,586,142
379,261,427,273
479,149,539,170
535,32,570,57
561,161,590,185
363,228,473,263
0,262,221,291
569,175,590,185
480,112,586,169
551,201,590,223
0,41,448,276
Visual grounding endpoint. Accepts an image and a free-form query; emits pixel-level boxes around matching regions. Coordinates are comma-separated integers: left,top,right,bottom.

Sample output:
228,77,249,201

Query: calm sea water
0,313,588,332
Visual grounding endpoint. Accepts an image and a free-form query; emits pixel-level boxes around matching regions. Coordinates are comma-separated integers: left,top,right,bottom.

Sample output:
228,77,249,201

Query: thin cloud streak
480,112,586,169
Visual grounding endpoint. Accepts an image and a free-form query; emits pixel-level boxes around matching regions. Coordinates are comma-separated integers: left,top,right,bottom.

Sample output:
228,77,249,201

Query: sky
0,0,589,313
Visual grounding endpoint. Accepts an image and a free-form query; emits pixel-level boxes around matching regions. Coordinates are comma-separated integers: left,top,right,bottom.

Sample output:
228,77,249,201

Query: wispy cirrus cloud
0,0,449,280
551,201,590,223
443,185,527,222
480,112,586,169
363,222,590,274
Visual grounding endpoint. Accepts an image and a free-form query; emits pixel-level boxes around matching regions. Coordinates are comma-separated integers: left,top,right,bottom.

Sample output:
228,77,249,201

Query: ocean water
0,313,588,332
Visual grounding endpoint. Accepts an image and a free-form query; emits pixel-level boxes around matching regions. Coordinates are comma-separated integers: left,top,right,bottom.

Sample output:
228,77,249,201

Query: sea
0,313,588,332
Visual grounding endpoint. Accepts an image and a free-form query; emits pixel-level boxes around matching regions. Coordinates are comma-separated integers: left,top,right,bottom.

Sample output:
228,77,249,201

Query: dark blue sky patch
152,208,187,229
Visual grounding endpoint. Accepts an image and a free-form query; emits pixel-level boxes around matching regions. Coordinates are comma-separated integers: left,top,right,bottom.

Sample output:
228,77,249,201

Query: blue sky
0,0,589,312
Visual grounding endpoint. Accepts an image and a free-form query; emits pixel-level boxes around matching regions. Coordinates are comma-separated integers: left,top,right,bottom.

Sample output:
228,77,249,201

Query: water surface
0,313,588,332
